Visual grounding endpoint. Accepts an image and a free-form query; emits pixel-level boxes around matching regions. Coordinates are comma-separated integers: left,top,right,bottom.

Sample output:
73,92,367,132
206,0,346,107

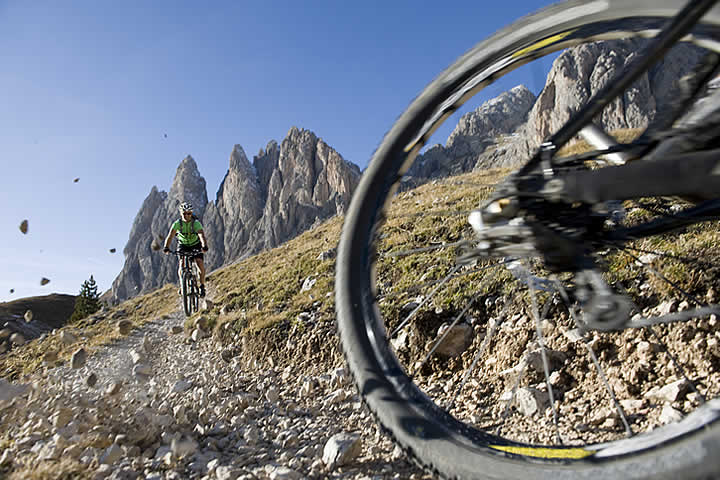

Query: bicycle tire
335,1,720,479
190,275,199,314
181,272,192,317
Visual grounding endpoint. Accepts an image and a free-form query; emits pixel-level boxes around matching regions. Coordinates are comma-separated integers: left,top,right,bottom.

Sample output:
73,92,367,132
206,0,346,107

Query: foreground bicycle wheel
336,1,720,478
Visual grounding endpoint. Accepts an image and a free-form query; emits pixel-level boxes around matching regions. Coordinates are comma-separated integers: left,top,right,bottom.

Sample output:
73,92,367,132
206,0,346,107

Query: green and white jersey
172,219,203,246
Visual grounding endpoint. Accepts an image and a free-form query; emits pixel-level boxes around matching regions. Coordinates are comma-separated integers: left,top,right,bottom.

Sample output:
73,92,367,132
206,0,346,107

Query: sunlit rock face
247,127,360,255
111,129,360,303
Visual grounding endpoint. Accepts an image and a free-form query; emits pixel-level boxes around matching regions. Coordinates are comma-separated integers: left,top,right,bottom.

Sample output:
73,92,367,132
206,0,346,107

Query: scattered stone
201,299,214,311
60,330,78,345
9,332,25,346
129,349,144,365
216,465,243,480
645,379,689,403
326,389,347,405
266,386,280,403
619,399,644,413
100,443,123,464
0,379,29,404
142,334,152,353
24,310,33,322
71,348,87,369
19,219,28,234
170,436,198,458
42,350,58,364
268,466,302,480
40,277,50,286
0,328,10,340
195,316,209,330
105,382,121,396
322,432,362,468
86,373,98,388
133,364,151,378
390,329,409,351
300,276,316,292
117,320,133,335
191,328,206,342
527,349,565,374
434,323,473,357
170,325,183,334
172,379,192,393
659,404,683,424
514,387,549,417
316,248,336,261
331,368,349,387
563,328,584,343
243,426,260,445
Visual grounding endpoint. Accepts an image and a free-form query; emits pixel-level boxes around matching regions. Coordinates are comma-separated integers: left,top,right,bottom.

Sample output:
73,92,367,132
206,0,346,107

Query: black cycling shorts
178,243,204,261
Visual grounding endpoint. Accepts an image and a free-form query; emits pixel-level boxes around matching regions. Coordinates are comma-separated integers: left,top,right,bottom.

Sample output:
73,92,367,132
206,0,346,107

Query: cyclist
162,202,209,297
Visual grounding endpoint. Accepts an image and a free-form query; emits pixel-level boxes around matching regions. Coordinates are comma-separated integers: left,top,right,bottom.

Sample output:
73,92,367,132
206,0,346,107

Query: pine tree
70,275,101,322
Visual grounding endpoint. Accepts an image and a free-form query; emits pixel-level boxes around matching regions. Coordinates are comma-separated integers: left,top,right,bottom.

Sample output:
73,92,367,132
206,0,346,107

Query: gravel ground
0,311,431,480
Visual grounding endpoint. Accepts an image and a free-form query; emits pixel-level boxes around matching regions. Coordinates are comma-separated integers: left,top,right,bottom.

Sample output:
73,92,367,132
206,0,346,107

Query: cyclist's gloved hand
202,245,209,252
163,247,170,254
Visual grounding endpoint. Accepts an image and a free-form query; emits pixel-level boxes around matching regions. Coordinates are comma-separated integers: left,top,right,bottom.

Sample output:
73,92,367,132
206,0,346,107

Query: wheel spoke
445,298,514,411
553,279,634,437
526,261,562,445
496,351,529,436
390,263,463,338
416,290,483,377
384,239,471,258
617,247,705,307
584,339,634,437
648,326,707,404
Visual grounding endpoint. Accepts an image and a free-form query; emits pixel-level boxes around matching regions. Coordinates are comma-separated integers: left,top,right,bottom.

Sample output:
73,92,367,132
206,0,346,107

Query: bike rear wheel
336,1,720,478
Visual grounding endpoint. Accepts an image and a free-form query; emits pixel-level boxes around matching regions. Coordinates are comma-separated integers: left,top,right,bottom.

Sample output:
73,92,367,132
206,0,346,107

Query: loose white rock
322,432,362,468
60,330,78,345
71,348,87,369
100,443,123,464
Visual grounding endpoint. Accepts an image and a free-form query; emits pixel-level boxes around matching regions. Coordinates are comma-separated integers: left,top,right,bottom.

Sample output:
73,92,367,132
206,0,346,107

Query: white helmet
179,202,193,213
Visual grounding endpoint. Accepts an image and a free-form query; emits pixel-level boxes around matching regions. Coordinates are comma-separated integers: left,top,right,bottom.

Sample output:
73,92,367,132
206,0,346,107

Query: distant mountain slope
0,294,76,354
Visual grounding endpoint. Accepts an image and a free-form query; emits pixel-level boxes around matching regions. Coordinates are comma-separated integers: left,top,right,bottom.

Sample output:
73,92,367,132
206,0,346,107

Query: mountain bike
335,1,720,478
173,249,201,317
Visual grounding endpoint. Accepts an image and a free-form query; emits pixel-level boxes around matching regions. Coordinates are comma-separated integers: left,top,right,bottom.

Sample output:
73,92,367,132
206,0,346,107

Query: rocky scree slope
0,311,430,480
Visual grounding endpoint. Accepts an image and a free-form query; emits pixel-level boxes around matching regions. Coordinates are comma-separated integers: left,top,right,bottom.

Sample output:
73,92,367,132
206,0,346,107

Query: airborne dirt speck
19,220,28,234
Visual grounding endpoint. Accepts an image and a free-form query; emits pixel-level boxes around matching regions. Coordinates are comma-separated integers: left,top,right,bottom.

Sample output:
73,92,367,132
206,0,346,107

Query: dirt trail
1,310,430,479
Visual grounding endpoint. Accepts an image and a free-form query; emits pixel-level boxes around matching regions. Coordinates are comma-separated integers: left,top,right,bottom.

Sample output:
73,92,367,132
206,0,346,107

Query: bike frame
514,0,720,241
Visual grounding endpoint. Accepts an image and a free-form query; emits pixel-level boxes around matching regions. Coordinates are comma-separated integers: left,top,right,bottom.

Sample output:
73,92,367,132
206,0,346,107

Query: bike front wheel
181,272,192,317
336,1,720,478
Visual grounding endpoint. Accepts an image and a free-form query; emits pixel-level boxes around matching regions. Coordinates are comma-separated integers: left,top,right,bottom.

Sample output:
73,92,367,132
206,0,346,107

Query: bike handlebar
168,249,203,256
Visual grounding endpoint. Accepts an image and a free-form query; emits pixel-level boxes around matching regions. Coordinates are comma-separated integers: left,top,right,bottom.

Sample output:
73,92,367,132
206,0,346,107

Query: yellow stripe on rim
511,30,577,58
490,445,595,459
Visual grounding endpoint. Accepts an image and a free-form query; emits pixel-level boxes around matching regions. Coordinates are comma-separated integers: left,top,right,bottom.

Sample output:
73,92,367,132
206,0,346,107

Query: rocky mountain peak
169,155,207,217
111,128,361,303
228,145,255,176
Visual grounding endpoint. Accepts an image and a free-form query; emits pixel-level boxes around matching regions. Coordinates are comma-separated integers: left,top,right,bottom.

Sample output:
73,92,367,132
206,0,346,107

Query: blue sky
2,0,555,302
